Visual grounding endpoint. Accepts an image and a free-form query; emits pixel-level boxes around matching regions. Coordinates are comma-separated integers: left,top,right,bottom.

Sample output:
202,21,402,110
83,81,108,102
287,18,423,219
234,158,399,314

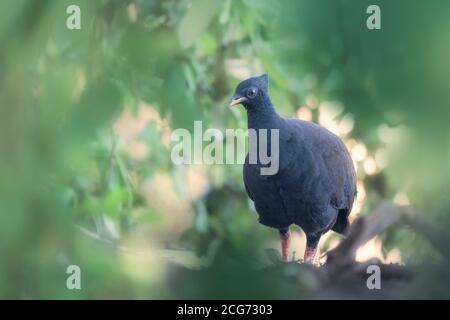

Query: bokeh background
1,0,450,299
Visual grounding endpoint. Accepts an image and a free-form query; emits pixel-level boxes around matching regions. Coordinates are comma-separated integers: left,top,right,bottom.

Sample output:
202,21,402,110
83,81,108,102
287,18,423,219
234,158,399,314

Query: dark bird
230,74,357,263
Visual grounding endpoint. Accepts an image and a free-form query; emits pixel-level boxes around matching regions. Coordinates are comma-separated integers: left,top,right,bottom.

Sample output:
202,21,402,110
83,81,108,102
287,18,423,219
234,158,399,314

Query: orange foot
304,246,317,264
280,231,291,262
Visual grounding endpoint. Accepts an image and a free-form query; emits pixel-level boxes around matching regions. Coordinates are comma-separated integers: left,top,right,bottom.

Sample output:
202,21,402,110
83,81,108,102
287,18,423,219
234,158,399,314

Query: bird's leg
304,246,317,263
304,234,321,264
279,228,291,262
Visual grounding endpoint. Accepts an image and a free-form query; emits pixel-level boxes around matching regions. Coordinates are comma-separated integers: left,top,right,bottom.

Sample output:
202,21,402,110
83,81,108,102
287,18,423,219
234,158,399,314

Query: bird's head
229,74,270,110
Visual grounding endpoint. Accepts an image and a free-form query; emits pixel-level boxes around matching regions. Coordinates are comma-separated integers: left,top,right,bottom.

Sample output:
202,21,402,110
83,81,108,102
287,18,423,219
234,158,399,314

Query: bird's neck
246,100,281,130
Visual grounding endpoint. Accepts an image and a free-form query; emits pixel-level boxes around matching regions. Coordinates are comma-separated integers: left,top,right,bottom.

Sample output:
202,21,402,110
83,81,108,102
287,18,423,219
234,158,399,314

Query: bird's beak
229,97,246,107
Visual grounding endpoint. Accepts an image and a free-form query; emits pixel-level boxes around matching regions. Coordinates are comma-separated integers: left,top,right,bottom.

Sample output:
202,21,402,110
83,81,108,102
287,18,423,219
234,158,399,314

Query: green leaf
178,0,221,49
194,201,209,234
265,248,282,264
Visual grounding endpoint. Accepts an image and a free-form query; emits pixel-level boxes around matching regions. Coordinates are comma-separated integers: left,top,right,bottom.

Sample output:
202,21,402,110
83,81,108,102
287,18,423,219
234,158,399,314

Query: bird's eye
246,87,257,98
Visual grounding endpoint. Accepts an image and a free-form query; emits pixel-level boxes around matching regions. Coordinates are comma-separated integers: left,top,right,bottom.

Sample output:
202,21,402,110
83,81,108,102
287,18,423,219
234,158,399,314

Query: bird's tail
331,209,350,236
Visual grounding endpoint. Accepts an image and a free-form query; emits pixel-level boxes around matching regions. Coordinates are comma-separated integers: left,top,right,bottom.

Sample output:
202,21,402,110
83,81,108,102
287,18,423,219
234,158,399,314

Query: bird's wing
278,119,357,213
321,140,357,211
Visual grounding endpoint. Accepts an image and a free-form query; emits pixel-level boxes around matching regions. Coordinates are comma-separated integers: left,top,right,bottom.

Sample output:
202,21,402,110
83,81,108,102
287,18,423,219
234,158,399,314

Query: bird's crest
256,74,269,92
236,74,269,93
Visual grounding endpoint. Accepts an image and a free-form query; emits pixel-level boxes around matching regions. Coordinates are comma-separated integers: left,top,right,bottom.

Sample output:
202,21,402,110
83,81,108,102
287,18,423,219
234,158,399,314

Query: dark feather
233,74,357,242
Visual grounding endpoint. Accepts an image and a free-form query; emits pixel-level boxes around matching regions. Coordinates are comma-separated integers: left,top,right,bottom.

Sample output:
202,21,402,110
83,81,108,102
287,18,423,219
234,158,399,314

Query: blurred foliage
1,0,450,299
